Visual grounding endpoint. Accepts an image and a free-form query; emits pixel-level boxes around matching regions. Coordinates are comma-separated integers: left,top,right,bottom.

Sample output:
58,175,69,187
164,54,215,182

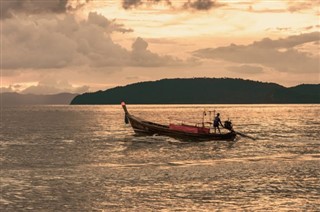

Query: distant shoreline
71,78,320,105
2,78,319,105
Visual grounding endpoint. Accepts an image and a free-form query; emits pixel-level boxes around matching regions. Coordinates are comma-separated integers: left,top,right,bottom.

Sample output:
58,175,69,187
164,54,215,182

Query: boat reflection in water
121,102,237,141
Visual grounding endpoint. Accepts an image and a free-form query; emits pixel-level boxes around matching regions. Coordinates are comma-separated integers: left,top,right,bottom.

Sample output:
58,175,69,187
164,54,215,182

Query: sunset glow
1,0,319,94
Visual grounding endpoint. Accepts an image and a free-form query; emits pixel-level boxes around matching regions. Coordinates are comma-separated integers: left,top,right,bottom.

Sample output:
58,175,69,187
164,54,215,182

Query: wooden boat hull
126,113,236,142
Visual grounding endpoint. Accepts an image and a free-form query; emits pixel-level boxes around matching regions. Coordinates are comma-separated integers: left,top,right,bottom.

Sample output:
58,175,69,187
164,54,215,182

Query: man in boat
213,113,223,134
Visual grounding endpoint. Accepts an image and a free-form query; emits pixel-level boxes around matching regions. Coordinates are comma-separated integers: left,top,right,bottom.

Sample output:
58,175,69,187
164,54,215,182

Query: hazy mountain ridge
70,78,320,104
1,92,78,105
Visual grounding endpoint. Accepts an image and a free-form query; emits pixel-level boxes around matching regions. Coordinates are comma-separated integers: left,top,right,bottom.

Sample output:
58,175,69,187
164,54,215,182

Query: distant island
1,92,78,105
70,78,320,104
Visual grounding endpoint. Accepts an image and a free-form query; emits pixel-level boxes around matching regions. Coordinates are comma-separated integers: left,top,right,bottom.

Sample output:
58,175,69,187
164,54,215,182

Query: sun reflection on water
1,104,319,211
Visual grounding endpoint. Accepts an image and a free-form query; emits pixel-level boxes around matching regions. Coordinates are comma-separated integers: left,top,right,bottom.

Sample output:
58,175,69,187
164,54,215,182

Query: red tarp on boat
169,124,210,134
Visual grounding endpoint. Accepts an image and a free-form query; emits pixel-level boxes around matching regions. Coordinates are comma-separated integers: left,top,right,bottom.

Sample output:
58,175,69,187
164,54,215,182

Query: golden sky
1,0,319,94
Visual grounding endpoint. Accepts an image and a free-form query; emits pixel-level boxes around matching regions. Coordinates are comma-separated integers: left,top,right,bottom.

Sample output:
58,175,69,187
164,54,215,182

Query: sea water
1,104,319,211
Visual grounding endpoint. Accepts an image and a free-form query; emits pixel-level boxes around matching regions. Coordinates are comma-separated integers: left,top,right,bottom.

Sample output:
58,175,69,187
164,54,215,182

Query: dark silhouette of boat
121,102,236,141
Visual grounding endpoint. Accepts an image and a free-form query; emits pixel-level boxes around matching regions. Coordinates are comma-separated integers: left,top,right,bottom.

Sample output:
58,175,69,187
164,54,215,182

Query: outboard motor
224,120,233,131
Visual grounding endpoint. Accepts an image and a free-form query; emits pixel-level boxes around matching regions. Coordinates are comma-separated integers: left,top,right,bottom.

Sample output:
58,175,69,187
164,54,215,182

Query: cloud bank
194,32,320,73
20,79,89,95
2,12,182,70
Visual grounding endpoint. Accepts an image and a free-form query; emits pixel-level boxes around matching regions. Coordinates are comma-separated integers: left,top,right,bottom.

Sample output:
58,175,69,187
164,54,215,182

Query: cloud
0,84,23,93
0,86,15,93
130,37,183,66
122,0,143,9
252,32,320,49
183,0,223,11
1,0,66,18
223,0,319,14
194,32,320,73
21,79,90,95
1,0,94,19
122,0,174,9
286,0,320,13
121,0,223,10
2,12,186,70
227,65,264,74
3,16,78,69
132,37,148,51
86,12,133,33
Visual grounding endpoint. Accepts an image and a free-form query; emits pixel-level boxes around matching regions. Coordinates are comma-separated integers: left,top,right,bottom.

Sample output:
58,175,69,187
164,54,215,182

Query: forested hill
70,78,320,104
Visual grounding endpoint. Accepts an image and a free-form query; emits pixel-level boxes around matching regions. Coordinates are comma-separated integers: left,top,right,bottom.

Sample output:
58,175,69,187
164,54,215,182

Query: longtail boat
121,102,237,141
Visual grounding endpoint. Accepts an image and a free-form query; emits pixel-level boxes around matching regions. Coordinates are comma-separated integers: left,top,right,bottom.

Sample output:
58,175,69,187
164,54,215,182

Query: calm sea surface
1,104,319,211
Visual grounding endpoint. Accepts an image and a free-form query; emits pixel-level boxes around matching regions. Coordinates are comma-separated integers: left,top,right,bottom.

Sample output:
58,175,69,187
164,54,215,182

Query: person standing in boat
213,113,223,134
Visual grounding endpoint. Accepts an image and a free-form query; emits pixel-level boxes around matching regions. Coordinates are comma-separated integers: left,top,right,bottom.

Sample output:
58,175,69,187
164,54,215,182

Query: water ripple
1,104,319,211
